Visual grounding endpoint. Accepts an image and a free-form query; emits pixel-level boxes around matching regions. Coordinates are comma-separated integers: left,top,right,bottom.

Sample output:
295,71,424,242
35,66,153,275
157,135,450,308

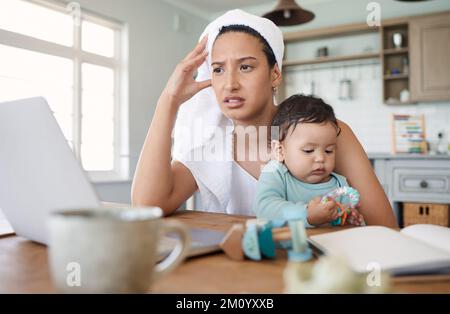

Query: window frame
0,0,129,183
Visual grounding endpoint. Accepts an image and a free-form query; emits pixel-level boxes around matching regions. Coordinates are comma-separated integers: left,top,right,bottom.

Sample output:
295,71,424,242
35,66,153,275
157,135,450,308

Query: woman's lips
223,97,245,109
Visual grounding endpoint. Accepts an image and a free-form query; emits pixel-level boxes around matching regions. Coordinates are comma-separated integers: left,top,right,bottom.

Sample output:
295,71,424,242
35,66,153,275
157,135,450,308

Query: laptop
0,97,224,257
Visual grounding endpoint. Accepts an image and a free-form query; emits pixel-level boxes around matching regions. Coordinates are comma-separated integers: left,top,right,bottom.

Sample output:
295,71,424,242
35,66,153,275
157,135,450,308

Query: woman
131,10,397,227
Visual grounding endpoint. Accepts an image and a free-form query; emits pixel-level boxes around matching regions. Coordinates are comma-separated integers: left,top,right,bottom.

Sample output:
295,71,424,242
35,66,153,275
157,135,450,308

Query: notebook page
401,224,450,254
308,226,450,274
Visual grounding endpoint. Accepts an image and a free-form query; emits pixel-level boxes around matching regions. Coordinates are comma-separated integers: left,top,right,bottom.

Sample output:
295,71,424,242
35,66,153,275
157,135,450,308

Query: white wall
74,0,209,203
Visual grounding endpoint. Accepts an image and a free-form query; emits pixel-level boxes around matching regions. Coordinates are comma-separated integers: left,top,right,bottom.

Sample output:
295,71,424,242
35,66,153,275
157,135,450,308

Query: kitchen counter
367,154,450,224
368,152,450,160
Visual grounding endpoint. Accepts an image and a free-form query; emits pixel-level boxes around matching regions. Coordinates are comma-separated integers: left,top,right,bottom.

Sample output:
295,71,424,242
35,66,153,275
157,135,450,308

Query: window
0,0,129,182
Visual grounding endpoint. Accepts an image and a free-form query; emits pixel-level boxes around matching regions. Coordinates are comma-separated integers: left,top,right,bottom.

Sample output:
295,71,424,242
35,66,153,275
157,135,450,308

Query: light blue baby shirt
253,160,349,227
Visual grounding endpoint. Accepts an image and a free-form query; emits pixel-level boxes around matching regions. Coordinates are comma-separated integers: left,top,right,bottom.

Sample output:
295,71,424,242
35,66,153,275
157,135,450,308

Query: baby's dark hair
272,94,341,142
216,25,277,69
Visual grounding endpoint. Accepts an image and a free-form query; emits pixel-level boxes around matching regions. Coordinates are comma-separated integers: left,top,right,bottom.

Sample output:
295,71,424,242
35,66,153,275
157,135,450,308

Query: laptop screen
0,97,100,244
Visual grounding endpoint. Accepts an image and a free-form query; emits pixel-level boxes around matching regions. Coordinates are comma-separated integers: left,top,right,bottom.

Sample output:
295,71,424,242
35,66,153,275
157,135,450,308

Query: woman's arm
131,38,211,215
335,121,398,227
131,92,197,215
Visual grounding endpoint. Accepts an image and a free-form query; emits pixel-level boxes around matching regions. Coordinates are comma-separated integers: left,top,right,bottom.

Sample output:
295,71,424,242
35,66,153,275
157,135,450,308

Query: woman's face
211,32,281,124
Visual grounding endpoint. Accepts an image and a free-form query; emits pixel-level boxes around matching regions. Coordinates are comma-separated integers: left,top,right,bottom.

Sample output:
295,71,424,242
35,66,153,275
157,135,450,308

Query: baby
253,94,363,227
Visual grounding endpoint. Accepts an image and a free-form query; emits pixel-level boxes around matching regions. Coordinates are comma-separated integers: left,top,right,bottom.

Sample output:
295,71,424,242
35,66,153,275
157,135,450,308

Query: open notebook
308,224,450,276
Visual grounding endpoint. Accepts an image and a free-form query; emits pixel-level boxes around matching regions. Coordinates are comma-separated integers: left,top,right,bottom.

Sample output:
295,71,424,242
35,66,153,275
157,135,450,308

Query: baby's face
280,122,338,184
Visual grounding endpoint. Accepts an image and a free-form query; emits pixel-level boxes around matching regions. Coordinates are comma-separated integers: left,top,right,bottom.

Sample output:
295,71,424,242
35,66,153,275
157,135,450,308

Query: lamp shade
263,0,315,26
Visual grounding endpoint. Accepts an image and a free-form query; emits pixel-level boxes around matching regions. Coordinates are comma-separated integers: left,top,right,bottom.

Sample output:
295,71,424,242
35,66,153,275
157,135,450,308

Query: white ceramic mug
47,207,190,293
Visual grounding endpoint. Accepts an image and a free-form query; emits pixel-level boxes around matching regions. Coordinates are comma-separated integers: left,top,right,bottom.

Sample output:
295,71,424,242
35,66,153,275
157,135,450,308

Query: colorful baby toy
220,218,313,262
219,187,365,262
320,187,365,226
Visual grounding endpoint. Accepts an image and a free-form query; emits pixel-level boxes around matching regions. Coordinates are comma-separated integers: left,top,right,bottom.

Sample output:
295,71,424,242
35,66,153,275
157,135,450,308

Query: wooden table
1,210,450,293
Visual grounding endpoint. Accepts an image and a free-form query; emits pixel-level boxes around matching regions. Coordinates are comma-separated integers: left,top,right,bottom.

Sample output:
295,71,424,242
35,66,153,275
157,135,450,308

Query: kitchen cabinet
369,154,450,225
381,22,412,104
403,202,449,227
410,12,450,102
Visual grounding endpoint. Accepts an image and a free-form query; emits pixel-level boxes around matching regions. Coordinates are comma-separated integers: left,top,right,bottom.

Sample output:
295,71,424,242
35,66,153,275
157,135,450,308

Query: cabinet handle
420,180,428,188
425,206,430,215
419,206,423,215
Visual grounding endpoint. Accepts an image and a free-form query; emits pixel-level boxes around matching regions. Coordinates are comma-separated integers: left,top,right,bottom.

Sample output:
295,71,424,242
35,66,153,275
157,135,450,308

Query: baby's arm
253,165,312,227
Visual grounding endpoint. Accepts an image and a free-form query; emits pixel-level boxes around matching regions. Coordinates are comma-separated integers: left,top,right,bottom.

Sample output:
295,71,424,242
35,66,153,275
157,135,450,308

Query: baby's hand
306,197,340,226
346,208,365,226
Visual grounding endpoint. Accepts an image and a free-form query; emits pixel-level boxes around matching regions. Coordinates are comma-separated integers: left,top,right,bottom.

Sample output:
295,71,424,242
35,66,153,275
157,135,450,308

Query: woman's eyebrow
211,56,257,67
238,56,257,62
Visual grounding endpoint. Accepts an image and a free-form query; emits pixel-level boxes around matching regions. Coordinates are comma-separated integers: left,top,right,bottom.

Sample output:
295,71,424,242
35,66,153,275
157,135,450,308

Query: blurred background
1,0,449,227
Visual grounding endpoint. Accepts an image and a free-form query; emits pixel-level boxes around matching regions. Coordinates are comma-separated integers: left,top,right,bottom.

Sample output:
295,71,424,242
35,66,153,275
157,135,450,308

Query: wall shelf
385,99,417,105
381,23,410,104
283,22,378,42
383,47,409,55
283,52,380,67
384,73,409,80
